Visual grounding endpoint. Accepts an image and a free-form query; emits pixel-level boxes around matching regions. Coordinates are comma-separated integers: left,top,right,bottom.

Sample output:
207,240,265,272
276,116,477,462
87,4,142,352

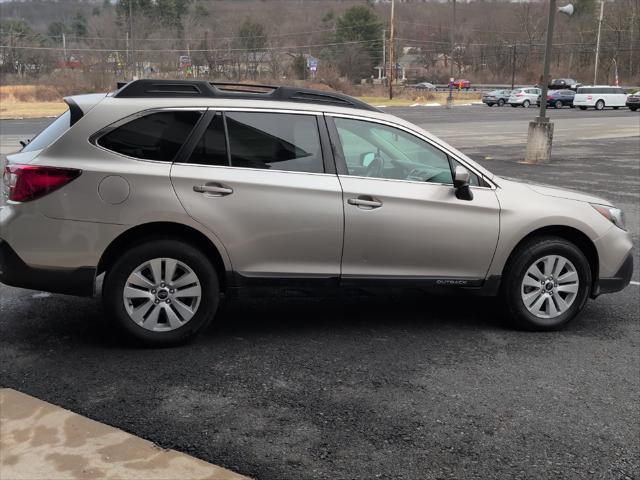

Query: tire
523,100,530,108
554,100,563,109
579,106,587,110
501,236,592,331
595,99,605,110
103,239,220,346
630,106,638,111
498,99,505,107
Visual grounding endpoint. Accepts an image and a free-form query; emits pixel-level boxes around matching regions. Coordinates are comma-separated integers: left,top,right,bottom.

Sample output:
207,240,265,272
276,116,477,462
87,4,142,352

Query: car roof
113,79,381,113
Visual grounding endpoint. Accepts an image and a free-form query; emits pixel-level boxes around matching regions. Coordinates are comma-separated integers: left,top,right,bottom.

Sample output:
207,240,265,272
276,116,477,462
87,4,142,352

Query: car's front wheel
498,99,505,107
103,239,220,346
501,236,591,330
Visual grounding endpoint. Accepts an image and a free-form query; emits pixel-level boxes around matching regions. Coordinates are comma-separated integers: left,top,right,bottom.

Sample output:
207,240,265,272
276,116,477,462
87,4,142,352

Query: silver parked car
0,80,633,345
508,87,541,107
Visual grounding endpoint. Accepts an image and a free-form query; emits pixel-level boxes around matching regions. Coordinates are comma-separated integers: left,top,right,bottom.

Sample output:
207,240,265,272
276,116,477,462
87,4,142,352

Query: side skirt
226,273,502,298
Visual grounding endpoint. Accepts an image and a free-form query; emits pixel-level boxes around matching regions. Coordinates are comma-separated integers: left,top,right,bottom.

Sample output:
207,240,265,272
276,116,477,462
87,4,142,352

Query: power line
0,39,376,53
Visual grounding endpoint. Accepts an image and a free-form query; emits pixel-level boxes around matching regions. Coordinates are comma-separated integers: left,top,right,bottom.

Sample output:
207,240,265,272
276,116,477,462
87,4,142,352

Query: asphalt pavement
1,105,639,480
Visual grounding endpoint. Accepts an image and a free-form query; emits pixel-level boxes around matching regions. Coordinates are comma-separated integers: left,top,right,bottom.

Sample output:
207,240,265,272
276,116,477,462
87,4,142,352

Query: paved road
1,107,639,480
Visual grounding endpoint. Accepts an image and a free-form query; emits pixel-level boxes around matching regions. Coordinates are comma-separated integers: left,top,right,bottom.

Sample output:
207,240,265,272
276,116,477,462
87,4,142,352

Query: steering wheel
364,155,384,177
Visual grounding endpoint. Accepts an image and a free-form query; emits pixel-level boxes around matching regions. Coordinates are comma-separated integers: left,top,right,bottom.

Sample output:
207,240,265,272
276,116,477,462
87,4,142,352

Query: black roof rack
113,79,379,112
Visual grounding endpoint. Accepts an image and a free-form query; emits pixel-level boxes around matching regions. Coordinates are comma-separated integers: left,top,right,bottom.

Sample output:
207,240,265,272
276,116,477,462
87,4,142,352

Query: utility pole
382,29,386,83
129,0,136,79
388,0,395,100
125,32,129,79
524,0,558,164
511,43,517,90
629,1,635,79
593,0,605,85
447,0,456,108
62,32,67,63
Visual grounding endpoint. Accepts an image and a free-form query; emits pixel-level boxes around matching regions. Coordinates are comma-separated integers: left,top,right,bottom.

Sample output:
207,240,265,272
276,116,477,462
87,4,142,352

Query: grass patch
0,101,67,119
359,91,482,107
0,85,67,118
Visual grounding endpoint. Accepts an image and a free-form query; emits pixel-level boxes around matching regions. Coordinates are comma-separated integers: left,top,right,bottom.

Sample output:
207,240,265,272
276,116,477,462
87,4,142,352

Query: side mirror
360,152,375,167
453,165,474,201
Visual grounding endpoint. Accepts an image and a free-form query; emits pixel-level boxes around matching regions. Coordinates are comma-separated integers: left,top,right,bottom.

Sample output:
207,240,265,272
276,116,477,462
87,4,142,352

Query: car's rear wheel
103,239,219,346
630,106,638,111
498,99,505,107
523,100,530,108
595,99,605,110
501,236,591,330
554,100,563,109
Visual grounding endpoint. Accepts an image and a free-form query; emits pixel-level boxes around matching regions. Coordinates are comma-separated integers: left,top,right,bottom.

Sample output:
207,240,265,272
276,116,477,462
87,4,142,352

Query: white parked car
508,88,541,108
573,86,627,110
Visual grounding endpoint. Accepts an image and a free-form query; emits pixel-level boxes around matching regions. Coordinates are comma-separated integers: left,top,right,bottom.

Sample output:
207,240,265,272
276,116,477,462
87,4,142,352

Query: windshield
22,110,71,152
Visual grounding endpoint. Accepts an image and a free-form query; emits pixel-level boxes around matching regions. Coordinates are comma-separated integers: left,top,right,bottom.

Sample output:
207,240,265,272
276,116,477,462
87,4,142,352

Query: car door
327,115,500,283
171,109,344,282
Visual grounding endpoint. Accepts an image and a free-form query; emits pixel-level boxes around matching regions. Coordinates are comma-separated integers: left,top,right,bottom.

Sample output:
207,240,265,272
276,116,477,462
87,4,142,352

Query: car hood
497,176,612,206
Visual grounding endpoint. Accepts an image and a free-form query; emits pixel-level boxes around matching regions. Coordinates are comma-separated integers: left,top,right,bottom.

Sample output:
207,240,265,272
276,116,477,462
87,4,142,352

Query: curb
0,388,249,480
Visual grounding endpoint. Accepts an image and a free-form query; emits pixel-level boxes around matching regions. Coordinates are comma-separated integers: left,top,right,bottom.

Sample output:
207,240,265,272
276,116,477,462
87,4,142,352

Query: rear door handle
347,196,383,209
193,183,233,196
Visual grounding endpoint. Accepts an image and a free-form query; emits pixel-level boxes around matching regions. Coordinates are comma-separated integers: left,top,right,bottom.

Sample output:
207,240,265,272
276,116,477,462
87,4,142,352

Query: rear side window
225,112,323,173
22,110,70,152
98,111,202,161
187,114,227,166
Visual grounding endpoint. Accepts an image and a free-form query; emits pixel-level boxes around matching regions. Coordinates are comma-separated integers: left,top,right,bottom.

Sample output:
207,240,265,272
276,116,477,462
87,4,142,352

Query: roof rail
113,79,379,112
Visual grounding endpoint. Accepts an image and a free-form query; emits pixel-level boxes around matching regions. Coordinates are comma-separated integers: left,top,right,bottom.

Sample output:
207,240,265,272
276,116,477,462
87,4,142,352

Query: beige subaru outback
0,80,633,345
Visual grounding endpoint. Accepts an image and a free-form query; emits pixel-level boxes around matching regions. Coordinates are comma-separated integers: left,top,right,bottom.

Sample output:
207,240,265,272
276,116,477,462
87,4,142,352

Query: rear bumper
0,239,95,296
592,252,633,297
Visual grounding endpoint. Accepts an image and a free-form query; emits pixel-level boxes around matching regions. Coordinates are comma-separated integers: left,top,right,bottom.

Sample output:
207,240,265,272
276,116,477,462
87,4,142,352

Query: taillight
3,164,81,202
516,93,523,97
547,95,552,100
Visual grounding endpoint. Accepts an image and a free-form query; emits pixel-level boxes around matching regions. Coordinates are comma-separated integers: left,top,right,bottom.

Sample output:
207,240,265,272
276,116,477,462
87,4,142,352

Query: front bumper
592,252,633,297
0,239,95,296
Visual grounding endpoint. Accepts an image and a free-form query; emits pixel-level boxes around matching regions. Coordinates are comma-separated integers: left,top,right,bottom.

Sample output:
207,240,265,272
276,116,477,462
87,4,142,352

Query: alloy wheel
520,255,579,319
123,257,202,332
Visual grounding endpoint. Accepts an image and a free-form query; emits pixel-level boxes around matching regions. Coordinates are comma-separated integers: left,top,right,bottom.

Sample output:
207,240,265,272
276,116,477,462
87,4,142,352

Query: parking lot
1,106,639,480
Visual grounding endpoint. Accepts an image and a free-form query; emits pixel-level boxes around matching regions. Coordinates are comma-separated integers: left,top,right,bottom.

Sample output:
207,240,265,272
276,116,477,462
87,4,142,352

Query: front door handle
347,196,383,209
193,183,233,196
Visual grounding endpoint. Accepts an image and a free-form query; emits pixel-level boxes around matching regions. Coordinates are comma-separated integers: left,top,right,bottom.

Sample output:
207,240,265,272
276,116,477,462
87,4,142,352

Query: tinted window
22,110,71,152
98,111,202,161
225,112,323,173
187,114,228,166
334,117,453,184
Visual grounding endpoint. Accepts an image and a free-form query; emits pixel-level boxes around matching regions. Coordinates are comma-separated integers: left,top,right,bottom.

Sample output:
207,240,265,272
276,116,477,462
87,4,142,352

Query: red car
450,79,471,89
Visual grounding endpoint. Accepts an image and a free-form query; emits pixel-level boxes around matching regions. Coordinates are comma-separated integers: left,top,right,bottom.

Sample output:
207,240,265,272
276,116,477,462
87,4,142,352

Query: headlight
591,204,626,230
